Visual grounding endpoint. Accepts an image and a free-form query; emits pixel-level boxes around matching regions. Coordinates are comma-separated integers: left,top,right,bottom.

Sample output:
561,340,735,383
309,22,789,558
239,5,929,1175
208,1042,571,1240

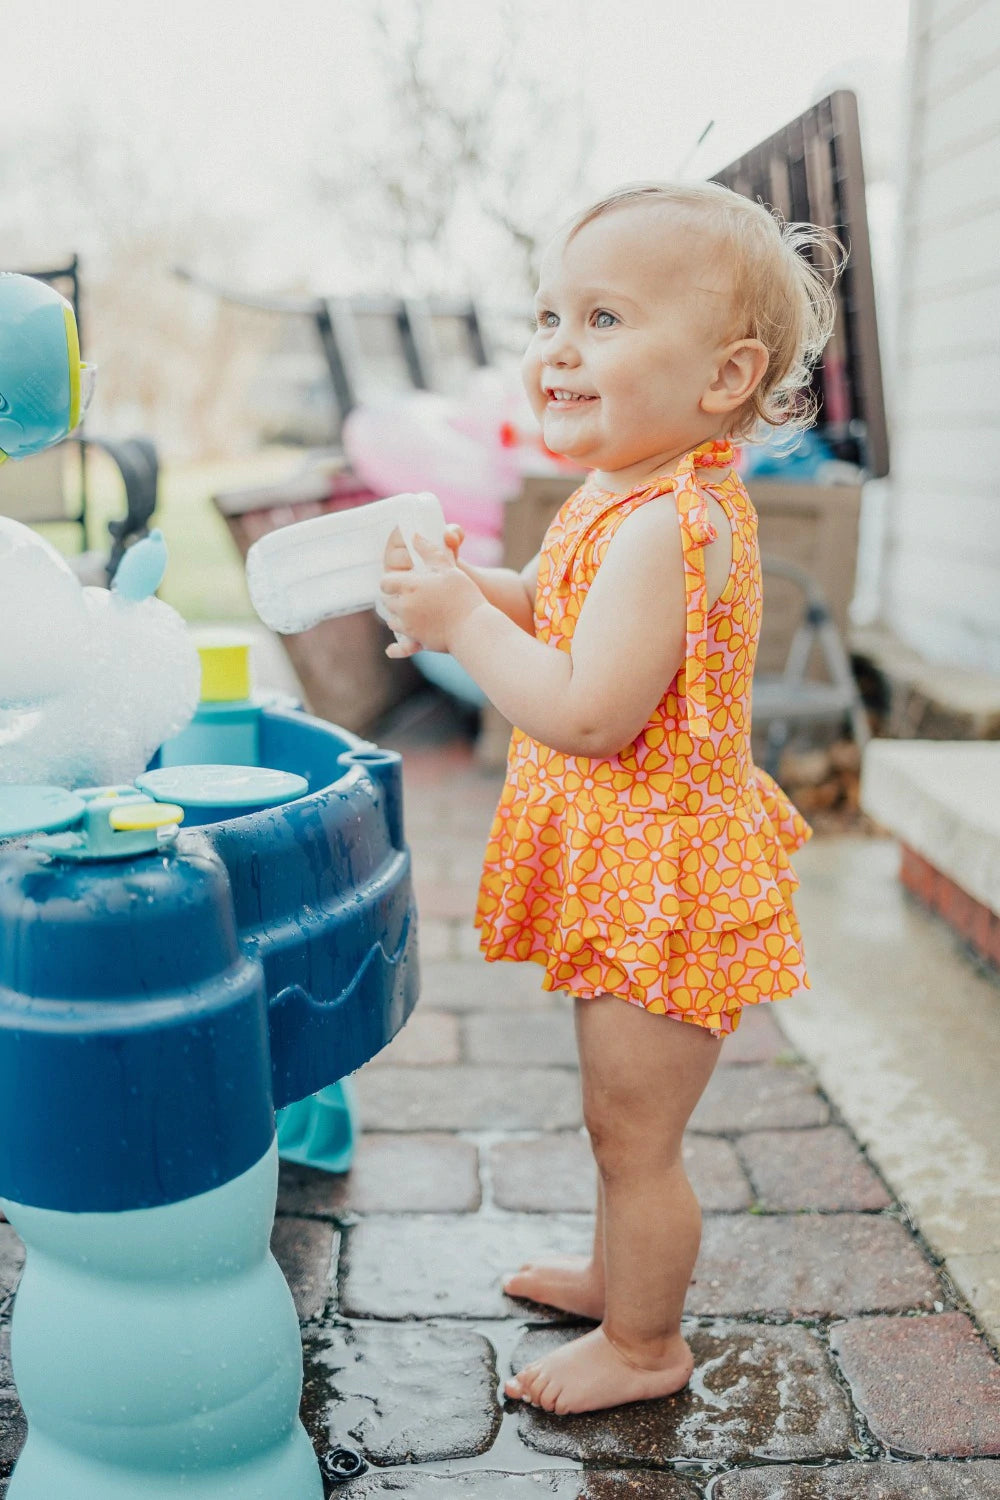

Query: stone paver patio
1,699,999,1496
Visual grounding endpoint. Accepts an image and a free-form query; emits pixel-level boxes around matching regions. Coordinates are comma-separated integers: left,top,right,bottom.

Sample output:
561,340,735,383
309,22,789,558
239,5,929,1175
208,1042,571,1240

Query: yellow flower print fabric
474,439,811,1034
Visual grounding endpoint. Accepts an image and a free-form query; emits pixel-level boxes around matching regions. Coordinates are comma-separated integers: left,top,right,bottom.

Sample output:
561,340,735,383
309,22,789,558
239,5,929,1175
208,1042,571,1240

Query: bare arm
381,495,731,758
446,500,687,756
456,553,539,636
383,528,539,642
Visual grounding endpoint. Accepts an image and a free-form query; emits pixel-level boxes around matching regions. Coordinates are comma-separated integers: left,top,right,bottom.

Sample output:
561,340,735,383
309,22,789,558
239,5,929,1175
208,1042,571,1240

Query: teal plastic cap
136,764,308,812
0,785,85,840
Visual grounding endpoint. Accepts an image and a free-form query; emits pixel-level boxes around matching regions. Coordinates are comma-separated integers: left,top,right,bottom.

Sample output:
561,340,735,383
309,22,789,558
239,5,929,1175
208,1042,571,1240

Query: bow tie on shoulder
638,440,734,549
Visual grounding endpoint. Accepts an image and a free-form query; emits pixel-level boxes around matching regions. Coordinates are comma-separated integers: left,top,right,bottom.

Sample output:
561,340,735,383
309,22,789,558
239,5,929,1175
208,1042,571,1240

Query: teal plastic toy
275,1079,359,1172
0,786,85,840
111,526,168,600
0,707,418,1499
136,763,309,826
0,273,96,461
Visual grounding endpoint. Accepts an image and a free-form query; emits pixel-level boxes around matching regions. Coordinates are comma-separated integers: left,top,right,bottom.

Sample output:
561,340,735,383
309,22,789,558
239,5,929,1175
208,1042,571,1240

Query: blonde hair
566,181,844,442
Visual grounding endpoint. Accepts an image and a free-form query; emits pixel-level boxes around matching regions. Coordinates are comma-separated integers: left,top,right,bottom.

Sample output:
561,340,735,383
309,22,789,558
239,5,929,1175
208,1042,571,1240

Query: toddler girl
379,181,838,1416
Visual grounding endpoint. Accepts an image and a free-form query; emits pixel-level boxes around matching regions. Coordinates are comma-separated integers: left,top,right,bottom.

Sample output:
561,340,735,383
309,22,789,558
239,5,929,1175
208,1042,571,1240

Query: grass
40,446,305,623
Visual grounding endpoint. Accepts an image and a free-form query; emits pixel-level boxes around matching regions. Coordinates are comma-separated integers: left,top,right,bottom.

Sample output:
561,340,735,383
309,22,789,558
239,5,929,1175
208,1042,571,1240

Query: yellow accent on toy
109,802,185,832
197,637,252,702
64,305,82,431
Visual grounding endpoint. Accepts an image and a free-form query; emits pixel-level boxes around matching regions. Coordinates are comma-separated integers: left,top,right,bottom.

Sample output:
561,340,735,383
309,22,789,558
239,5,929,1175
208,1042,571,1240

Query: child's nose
548,330,582,367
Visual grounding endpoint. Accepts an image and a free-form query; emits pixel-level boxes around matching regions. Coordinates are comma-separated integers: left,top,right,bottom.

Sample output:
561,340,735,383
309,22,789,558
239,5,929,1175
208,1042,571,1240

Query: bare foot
505,1325,694,1415
502,1256,604,1320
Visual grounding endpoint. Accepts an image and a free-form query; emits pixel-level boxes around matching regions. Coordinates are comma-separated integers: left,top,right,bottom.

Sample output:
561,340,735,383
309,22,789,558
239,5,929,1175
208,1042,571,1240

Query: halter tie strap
634,439,733,738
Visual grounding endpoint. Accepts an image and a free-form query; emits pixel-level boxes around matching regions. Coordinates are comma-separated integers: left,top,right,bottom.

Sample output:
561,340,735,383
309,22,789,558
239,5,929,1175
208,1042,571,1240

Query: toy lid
136,764,308,809
0,785,85,839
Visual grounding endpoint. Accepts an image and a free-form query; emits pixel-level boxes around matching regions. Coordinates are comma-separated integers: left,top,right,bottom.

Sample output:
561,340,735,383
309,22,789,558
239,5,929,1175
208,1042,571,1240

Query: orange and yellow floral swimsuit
474,438,811,1036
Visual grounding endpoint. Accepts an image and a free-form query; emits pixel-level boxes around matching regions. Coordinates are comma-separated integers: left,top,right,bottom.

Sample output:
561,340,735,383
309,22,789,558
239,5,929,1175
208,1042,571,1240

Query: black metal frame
174,267,490,430
713,90,889,478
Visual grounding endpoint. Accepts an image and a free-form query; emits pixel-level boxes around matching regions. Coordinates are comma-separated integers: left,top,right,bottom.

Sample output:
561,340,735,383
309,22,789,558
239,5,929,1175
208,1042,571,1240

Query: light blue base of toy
276,1078,358,1173
6,1426,320,1499
1,1140,323,1500
413,650,486,708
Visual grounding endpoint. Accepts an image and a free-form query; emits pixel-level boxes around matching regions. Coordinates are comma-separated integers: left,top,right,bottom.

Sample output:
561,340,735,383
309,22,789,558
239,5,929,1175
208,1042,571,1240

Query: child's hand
382,524,464,573
380,526,466,658
380,533,483,658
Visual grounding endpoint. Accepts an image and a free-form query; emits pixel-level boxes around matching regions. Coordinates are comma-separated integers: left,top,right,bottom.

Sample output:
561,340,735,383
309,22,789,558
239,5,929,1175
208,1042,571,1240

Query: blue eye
536,310,559,329
593,310,618,328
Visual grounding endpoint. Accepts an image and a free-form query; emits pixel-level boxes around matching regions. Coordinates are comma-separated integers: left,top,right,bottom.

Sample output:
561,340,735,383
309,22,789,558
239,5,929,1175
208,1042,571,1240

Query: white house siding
883,0,1000,674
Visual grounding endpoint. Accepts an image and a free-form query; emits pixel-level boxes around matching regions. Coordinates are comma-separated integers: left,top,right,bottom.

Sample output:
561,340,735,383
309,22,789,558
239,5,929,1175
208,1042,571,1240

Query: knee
583,1099,679,1182
587,1122,634,1181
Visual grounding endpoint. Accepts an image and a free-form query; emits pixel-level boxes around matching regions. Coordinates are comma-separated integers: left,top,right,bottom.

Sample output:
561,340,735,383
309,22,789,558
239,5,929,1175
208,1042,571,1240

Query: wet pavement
1,697,999,1496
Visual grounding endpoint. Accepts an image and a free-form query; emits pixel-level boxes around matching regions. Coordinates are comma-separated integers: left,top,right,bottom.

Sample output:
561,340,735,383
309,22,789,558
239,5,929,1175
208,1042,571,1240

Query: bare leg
503,999,607,1318
503,1177,605,1319
506,997,722,1415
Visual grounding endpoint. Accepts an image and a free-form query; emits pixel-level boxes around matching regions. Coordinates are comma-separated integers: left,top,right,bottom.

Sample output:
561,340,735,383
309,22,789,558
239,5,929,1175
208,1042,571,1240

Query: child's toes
537,1378,561,1412
505,1364,539,1401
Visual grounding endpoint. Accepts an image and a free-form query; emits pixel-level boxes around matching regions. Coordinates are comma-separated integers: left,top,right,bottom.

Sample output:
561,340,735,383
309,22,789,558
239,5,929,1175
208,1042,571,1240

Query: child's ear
700,339,769,418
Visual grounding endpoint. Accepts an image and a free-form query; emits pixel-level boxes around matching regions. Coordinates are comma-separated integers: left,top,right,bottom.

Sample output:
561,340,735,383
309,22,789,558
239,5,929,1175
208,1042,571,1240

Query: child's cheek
521,344,545,416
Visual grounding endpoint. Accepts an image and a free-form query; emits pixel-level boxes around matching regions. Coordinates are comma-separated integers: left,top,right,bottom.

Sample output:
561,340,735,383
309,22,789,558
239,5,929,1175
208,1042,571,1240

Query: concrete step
862,740,1000,917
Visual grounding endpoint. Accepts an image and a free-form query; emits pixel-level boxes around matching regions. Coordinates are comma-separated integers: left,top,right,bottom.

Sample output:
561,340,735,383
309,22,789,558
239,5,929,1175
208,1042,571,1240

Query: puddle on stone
301,1317,577,1476
301,1319,503,1466
510,1320,854,1467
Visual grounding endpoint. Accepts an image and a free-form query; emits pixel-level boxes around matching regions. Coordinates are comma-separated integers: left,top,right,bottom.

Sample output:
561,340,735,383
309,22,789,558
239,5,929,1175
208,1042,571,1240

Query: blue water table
0,275,419,1493
0,704,417,1498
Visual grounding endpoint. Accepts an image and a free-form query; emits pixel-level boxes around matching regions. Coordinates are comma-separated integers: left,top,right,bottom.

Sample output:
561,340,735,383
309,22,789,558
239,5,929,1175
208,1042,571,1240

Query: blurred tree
315,0,595,301
0,114,273,458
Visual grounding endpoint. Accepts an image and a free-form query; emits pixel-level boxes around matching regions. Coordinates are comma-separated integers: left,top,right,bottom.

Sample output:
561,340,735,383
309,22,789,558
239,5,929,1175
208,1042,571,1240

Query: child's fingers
411,533,453,566
444,524,465,556
383,525,414,570
379,571,411,597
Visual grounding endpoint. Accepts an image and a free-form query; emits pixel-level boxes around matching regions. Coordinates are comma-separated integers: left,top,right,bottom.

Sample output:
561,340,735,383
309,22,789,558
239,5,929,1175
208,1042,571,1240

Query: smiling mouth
546,389,598,404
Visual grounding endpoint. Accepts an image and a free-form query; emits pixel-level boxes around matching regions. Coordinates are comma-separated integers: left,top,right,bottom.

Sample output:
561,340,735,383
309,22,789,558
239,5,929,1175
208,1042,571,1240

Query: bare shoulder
603,485,733,607
606,492,683,553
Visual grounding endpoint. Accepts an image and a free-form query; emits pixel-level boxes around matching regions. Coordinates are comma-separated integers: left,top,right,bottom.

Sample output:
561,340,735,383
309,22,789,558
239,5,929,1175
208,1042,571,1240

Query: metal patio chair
753,554,871,778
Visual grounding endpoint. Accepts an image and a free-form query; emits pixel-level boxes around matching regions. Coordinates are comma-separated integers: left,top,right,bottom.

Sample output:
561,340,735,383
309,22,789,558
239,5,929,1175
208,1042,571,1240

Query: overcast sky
4,0,910,290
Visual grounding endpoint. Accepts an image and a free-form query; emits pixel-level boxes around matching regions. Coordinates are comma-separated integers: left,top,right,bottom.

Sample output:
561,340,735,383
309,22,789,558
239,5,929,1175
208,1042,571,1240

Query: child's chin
542,427,589,463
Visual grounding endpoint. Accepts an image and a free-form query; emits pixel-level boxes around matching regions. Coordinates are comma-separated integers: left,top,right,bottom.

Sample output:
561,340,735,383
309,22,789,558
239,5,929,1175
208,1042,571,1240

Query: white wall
883,0,1000,673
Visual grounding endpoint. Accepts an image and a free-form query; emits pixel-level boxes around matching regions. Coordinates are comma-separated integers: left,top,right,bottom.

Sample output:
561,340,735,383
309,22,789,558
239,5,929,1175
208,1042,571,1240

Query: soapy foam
0,519,200,788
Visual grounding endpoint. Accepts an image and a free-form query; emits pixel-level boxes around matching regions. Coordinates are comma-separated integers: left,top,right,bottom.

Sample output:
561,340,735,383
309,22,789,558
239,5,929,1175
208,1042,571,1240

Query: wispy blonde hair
566,181,844,441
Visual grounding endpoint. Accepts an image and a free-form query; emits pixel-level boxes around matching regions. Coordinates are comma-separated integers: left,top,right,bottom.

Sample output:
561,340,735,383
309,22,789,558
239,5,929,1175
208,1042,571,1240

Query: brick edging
900,844,1000,972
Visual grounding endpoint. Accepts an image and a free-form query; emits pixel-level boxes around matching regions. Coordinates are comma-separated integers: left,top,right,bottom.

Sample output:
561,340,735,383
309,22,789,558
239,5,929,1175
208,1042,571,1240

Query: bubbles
0,519,199,788
0,518,88,701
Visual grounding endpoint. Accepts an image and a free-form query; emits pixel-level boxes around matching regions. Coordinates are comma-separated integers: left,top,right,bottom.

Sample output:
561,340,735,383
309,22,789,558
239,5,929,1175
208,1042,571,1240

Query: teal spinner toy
0,272,96,462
